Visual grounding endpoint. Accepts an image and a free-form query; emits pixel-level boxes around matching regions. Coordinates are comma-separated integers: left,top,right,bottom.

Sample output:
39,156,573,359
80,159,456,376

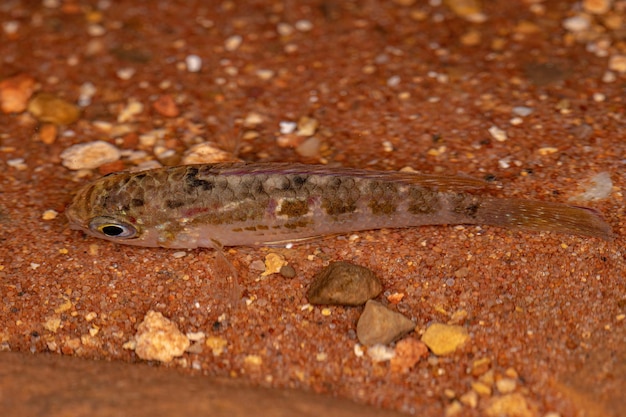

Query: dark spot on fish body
244,226,257,231
283,219,311,229
408,188,440,215
166,199,185,209
451,193,481,218
292,175,307,188
369,200,397,215
130,198,144,207
277,199,310,218
184,167,215,191
257,225,269,230
322,198,357,216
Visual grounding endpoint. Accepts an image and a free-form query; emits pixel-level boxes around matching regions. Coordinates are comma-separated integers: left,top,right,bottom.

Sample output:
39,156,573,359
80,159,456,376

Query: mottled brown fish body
65,163,612,248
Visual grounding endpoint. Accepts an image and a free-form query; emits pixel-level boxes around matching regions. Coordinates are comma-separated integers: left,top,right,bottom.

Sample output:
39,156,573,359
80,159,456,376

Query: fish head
65,175,163,247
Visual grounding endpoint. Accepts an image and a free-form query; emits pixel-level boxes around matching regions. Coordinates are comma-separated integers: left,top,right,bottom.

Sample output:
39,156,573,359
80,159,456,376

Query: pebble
185,54,202,72
261,253,288,276
568,172,612,202
117,100,143,123
181,142,241,164
307,261,383,306
27,92,80,125
356,300,415,346
41,209,58,220
512,106,533,117
38,123,58,144
496,378,517,394
152,94,180,117
224,35,242,51
60,140,121,170
485,393,534,417
205,335,228,356
583,0,611,15
366,344,396,362
134,310,190,363
296,116,319,137
421,323,469,355
389,338,429,373
0,73,36,113
608,55,626,73
488,125,507,142
295,136,321,158
444,0,487,23
562,15,591,32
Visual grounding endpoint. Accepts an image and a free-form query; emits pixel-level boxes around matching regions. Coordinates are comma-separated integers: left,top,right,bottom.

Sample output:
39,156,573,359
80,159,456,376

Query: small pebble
488,125,507,142
562,15,591,32
367,344,396,362
261,253,288,276
295,136,321,158
27,92,80,125
117,100,143,123
307,261,383,306
279,264,296,278
0,73,37,113
296,116,319,136
38,123,58,145
61,140,121,170
512,106,533,117
185,54,202,72
389,338,429,373
152,94,180,117
583,0,611,15
356,300,415,346
42,209,58,220
496,378,517,394
608,55,626,73
444,0,487,23
485,393,534,417
421,323,469,355
224,35,242,51
569,172,612,202
181,143,241,165
134,310,190,363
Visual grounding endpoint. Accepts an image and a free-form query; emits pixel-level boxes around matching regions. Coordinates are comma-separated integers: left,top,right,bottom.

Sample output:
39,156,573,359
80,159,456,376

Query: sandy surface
1,1,625,416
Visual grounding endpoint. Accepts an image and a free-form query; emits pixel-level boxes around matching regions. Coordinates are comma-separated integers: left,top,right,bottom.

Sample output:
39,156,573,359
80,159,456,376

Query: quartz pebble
0,73,36,113
421,323,469,355
356,300,415,346
134,310,190,363
307,261,383,306
27,92,80,125
61,141,121,170
181,142,241,164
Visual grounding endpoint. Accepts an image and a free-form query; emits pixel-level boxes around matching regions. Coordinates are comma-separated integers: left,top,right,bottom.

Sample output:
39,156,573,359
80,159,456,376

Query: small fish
65,163,612,249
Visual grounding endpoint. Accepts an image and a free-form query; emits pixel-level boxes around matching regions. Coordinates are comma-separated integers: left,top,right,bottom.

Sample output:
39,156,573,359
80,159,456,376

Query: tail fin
476,198,613,239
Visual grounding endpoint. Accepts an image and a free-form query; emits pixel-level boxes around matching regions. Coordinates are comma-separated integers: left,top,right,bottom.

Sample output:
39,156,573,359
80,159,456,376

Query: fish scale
65,163,612,249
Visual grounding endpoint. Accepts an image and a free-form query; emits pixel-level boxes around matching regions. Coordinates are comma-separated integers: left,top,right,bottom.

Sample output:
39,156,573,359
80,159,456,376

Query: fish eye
89,217,137,239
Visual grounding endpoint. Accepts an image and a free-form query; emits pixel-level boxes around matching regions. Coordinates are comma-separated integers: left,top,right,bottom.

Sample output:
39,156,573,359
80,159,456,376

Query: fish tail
474,198,613,239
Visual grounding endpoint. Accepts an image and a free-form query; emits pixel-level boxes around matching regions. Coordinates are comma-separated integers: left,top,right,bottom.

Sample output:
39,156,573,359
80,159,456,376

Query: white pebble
185,54,202,72
279,121,297,134
488,125,508,142
116,67,135,80
61,141,121,170
295,20,313,32
512,106,533,117
562,15,591,32
569,172,613,202
2,21,19,35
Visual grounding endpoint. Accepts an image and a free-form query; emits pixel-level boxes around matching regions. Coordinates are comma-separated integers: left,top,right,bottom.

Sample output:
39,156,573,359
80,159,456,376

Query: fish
65,163,612,249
